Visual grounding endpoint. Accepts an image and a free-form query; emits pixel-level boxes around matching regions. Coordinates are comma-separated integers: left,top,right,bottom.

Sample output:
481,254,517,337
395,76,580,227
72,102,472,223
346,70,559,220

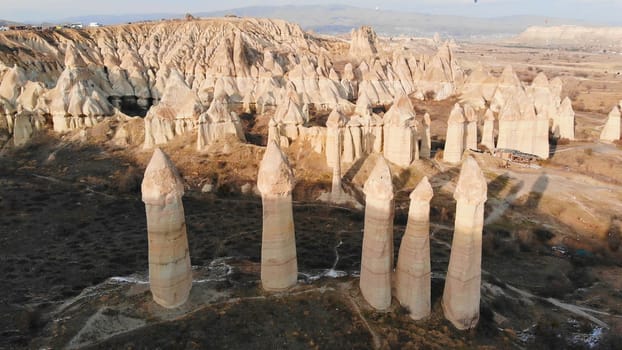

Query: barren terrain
1,23,622,349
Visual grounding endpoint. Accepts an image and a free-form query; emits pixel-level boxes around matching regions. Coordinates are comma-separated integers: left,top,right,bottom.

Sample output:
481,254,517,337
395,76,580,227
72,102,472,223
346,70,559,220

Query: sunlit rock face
395,177,433,320
141,148,192,309
349,26,378,58
257,141,298,292
47,44,114,132
443,157,487,330
360,156,394,310
600,105,621,142
197,94,246,151
383,95,418,167
143,70,203,149
443,103,465,164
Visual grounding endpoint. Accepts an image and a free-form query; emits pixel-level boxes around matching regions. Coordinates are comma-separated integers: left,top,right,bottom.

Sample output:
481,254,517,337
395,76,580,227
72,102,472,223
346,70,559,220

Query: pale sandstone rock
343,117,362,163
395,176,433,320
47,45,114,132
527,72,561,136
197,95,246,151
463,104,478,151
558,97,575,140
13,112,34,147
442,156,487,330
417,43,464,101
534,109,550,159
496,95,519,151
481,109,496,150
144,70,203,148
141,148,192,308
325,110,346,203
273,85,306,142
420,113,432,159
325,108,346,168
443,103,465,164
16,81,46,113
600,105,621,142
354,94,384,155
460,64,491,109
490,65,522,113
383,95,417,167
257,141,298,291
0,65,27,108
349,26,378,58
496,91,549,158
360,156,394,310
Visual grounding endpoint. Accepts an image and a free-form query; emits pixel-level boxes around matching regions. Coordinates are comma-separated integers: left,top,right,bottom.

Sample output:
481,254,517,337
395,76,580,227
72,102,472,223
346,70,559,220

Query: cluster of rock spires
358,156,487,329
0,19,578,161
459,66,576,160
142,146,487,331
0,21,464,149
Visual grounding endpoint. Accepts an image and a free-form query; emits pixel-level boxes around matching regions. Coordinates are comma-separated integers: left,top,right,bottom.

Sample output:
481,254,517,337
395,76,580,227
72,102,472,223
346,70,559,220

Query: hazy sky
3,0,622,25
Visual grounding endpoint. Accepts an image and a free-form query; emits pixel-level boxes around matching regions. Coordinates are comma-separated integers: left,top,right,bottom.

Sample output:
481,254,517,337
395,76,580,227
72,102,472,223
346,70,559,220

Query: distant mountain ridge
0,19,23,27
195,5,590,39
30,5,597,39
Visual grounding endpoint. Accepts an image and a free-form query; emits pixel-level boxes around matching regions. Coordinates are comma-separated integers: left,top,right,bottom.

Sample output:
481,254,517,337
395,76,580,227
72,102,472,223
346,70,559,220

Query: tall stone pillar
142,148,192,308
558,97,575,140
600,106,621,142
383,95,417,167
343,124,356,163
442,156,487,330
267,117,281,145
257,141,298,291
463,104,478,151
349,119,363,160
534,110,550,159
480,109,495,151
13,112,33,147
326,108,346,168
420,113,432,159
395,176,433,320
443,103,465,164
329,123,345,202
360,156,395,310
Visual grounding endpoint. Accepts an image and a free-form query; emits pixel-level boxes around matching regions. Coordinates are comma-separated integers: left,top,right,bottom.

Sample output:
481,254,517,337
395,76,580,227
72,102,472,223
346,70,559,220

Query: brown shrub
116,166,142,194
434,149,444,161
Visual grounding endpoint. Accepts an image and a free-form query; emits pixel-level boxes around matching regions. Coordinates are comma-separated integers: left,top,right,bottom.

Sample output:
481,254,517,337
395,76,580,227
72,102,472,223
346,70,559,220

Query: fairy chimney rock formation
326,108,346,168
395,176,434,320
349,26,378,58
144,70,203,148
443,103,466,164
360,156,395,310
13,112,34,147
558,97,575,140
600,105,621,142
463,104,478,151
443,156,487,330
383,95,417,167
257,141,298,291
197,95,246,151
481,109,496,150
141,148,192,308
419,113,432,159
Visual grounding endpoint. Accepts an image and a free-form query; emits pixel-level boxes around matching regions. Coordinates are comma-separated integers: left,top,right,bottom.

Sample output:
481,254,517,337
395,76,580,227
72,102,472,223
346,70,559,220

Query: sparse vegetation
115,166,142,193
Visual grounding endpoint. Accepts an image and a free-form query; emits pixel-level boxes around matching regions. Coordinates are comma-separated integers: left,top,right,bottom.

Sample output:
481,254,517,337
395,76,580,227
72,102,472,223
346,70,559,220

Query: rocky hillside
511,25,622,52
